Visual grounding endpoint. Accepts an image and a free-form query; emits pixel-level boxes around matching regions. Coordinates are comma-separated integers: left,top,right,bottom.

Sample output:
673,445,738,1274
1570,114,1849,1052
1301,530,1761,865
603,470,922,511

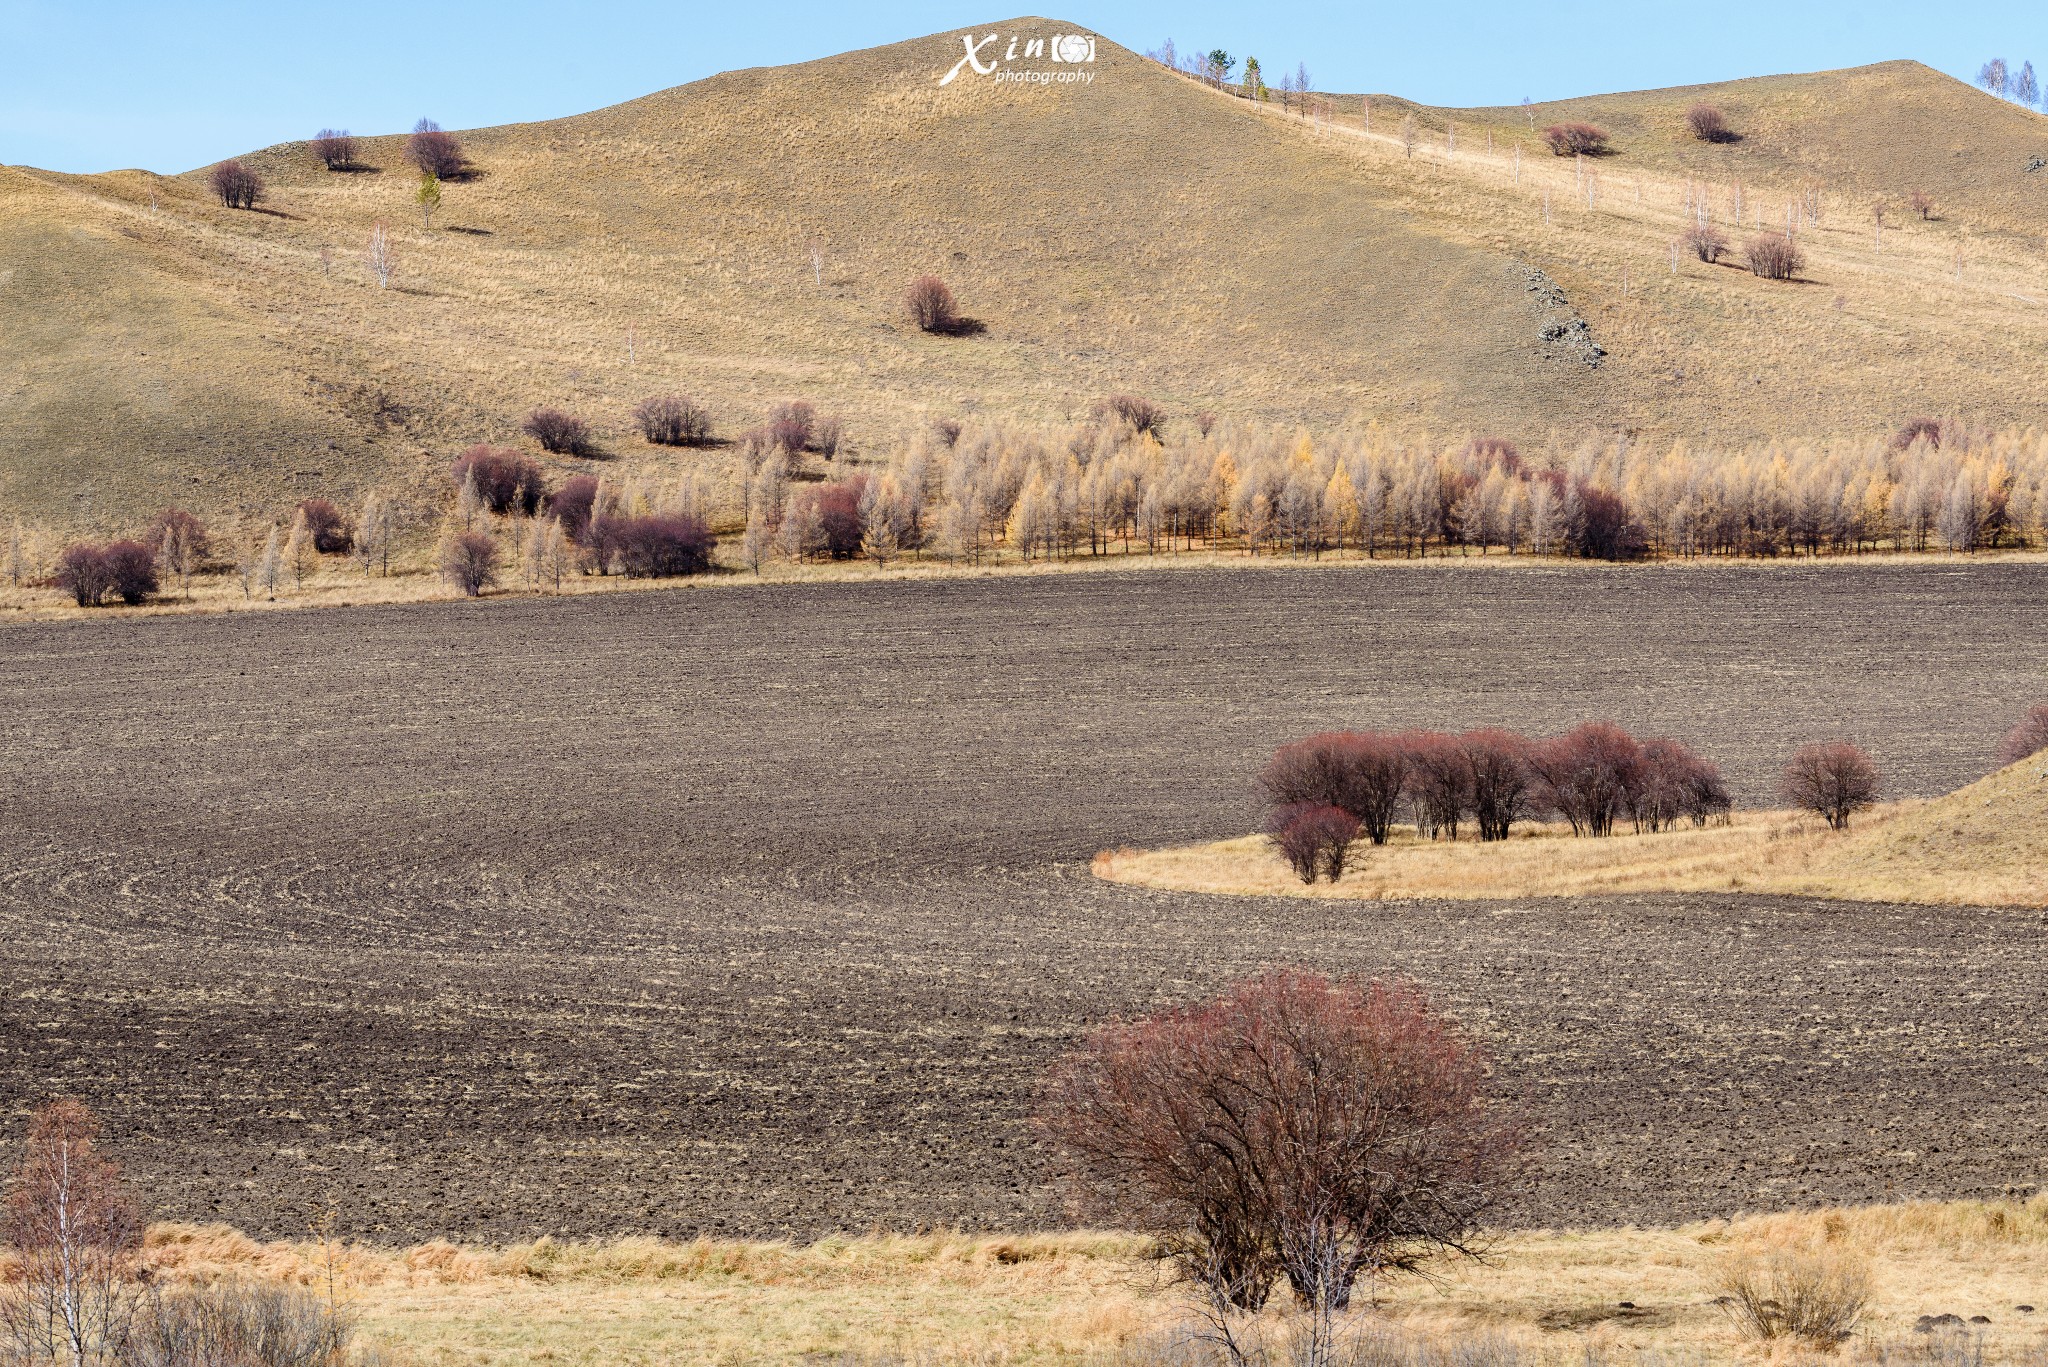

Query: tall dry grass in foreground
36,1200,2046,1365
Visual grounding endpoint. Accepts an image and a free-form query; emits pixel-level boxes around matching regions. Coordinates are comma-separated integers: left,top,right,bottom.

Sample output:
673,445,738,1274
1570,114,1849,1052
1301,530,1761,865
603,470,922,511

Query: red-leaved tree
1038,971,1524,1361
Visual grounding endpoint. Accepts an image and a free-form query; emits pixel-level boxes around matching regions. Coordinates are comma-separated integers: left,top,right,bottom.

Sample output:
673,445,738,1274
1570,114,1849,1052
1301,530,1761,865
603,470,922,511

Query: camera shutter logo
1050,35,1095,63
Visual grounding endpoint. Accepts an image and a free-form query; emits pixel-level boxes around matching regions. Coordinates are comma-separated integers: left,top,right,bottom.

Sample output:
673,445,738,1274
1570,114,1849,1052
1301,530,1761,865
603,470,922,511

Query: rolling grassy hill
4,19,2048,533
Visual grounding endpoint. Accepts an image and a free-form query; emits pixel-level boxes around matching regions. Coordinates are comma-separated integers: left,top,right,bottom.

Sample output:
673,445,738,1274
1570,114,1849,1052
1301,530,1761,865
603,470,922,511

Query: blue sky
3,1,2041,173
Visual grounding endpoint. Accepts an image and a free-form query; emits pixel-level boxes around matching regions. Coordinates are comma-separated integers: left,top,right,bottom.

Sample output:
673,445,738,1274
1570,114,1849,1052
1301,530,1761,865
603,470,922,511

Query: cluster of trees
1541,122,1608,156
1257,724,1730,881
0,1100,355,1367
728,414,2048,573
1040,969,1522,1363
1979,58,2043,109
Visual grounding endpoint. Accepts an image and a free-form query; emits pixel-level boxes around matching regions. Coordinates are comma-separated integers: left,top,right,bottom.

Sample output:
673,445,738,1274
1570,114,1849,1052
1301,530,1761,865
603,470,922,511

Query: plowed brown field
2,561,2044,1240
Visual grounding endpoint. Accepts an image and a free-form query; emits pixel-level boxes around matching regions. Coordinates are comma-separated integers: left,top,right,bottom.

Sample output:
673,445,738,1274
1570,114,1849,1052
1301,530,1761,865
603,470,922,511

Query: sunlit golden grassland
1095,757,2048,909
80,1199,2048,1365
7,29,2048,533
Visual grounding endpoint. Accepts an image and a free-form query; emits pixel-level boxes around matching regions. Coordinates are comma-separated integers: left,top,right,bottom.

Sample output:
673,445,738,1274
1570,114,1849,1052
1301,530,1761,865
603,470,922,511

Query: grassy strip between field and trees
1098,709,2048,909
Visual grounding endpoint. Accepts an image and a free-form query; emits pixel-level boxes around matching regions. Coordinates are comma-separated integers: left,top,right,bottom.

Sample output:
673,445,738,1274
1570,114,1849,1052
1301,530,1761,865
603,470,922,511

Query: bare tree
1782,741,1880,830
257,526,283,599
0,1099,146,1367
1979,58,2010,97
1266,804,1359,883
366,221,393,288
1260,732,1410,845
1038,971,1524,1367
804,236,825,286
440,529,500,596
207,160,264,210
310,129,358,170
524,407,595,455
1908,189,1935,220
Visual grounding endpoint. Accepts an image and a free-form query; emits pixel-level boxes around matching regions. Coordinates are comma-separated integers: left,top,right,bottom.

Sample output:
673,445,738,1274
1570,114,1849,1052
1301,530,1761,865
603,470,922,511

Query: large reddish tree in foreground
1038,970,1523,1363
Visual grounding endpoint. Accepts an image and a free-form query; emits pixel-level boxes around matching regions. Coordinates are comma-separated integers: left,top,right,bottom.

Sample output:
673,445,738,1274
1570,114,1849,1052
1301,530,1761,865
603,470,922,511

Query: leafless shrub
932,418,965,448
295,499,352,553
55,544,113,606
406,119,468,179
1685,103,1734,142
144,508,212,564
1266,804,1360,883
547,475,599,542
813,415,844,460
633,395,712,447
1891,417,1948,452
769,401,815,455
523,407,595,456
1718,1243,1872,1346
208,159,264,210
1540,122,1608,156
1402,732,1473,840
591,514,714,577
439,530,499,596
1746,233,1804,280
450,445,545,515
1996,703,2048,765
1094,394,1168,439
1782,741,1880,830
906,275,961,333
1909,189,1936,220
1681,224,1729,262
1038,970,1524,1354
1260,733,1410,845
124,1281,354,1367
1632,737,1722,832
1459,729,1533,841
310,129,358,170
1529,722,1641,836
0,1099,146,1367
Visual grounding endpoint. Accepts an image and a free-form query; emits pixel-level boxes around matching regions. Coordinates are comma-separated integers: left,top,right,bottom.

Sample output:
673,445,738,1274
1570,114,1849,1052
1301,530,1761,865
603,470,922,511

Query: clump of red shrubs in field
1257,723,1732,880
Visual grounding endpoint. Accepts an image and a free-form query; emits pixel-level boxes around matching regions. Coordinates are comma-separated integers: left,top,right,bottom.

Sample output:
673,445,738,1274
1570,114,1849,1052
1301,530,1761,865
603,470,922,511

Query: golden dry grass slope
1098,755,2048,908
5,21,2048,530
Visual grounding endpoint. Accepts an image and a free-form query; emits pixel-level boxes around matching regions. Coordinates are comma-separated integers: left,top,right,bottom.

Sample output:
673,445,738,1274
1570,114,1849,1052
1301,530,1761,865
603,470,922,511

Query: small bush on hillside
407,119,468,178
548,475,599,542
104,540,159,604
1718,1243,1872,1345
1093,394,1168,439
633,394,713,447
1996,704,2048,765
1267,803,1360,883
145,507,212,563
1686,103,1734,142
768,401,815,455
1909,190,1936,220
1782,741,1880,830
451,445,545,515
1038,970,1523,1326
208,159,264,210
813,415,844,460
1682,224,1729,262
295,498,353,553
1541,122,1608,156
1747,233,1804,280
906,275,961,333
311,129,358,169
55,544,116,607
524,407,594,456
